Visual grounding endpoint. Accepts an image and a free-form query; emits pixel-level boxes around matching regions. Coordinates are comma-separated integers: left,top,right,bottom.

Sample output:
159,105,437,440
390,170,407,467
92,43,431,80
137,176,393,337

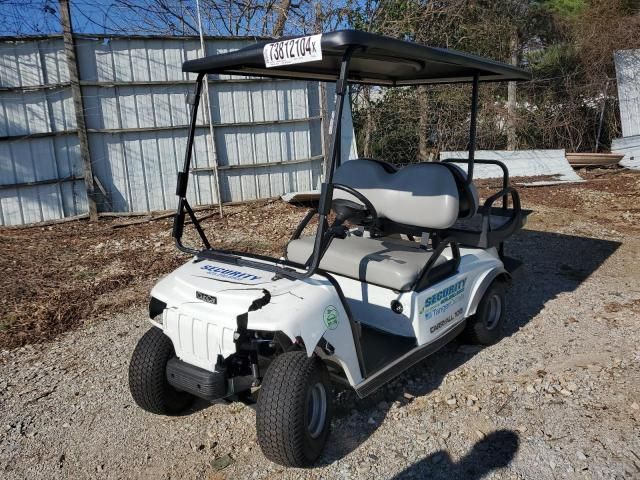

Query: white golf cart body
150,155,519,396
151,244,505,394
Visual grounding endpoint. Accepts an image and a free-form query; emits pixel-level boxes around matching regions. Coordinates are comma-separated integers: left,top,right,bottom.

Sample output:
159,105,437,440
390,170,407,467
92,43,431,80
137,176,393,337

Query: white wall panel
1,36,358,223
0,135,86,225
615,50,640,138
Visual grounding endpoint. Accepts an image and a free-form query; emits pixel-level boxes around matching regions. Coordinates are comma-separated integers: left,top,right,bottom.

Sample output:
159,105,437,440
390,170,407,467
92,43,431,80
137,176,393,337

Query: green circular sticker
323,305,339,330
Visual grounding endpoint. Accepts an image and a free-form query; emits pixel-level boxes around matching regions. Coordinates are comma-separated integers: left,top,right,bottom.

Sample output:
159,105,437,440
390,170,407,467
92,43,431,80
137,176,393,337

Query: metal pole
319,83,330,179
325,48,355,185
180,75,205,179
314,1,330,180
173,75,206,249
336,116,342,169
467,72,480,183
59,0,98,220
195,0,224,217
304,48,355,278
595,78,610,153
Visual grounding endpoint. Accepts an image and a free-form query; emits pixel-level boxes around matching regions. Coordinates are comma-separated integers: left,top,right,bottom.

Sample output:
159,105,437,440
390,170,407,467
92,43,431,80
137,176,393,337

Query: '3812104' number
263,34,322,68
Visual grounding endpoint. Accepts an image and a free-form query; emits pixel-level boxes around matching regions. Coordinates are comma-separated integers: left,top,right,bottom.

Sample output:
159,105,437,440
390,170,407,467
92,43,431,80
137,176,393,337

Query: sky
1,0,208,36
0,0,352,37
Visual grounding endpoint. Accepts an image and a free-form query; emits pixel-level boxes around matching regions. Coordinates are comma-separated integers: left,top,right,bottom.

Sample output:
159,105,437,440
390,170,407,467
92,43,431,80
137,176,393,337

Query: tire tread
128,327,193,415
256,351,330,467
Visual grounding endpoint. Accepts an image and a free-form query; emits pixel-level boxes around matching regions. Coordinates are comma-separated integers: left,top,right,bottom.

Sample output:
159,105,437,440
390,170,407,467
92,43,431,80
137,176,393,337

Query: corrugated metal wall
615,49,640,138
0,38,88,225
0,35,357,225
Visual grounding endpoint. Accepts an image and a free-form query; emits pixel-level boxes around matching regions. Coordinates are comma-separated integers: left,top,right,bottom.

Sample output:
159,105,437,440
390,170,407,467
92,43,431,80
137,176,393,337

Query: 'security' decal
200,264,261,282
420,278,467,320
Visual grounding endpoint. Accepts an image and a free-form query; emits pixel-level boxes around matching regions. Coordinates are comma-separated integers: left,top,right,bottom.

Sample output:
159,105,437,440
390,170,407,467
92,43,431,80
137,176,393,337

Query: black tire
129,327,194,415
256,351,333,467
464,280,507,345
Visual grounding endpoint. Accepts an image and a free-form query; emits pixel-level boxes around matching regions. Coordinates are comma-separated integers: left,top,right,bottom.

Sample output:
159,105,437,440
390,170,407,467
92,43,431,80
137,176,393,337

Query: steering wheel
331,183,378,226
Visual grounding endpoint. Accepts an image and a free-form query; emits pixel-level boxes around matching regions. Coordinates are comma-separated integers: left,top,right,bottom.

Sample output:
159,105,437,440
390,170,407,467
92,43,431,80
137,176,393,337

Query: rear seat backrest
333,159,461,230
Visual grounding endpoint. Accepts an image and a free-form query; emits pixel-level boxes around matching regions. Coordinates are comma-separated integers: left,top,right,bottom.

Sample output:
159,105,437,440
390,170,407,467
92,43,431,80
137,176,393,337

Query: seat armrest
413,236,460,291
478,187,520,217
478,187,522,234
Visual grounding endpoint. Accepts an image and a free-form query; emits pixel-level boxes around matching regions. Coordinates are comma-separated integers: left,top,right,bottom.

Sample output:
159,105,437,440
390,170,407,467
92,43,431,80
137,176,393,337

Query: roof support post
467,72,480,183
179,75,205,181
325,48,355,185
303,47,355,278
173,74,211,253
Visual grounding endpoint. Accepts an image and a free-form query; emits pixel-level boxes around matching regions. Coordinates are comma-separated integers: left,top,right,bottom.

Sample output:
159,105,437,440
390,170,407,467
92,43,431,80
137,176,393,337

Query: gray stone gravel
1,213,639,479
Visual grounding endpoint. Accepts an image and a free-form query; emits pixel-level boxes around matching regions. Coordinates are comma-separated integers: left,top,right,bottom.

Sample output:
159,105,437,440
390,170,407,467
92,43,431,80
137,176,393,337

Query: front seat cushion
286,235,448,291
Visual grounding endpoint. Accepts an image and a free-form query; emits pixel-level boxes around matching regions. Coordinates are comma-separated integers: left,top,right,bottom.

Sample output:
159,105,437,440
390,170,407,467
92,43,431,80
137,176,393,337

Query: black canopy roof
183,30,531,85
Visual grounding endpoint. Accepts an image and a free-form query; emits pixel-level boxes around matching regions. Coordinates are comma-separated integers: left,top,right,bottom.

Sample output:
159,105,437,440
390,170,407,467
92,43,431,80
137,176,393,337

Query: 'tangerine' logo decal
200,264,262,282
420,278,467,320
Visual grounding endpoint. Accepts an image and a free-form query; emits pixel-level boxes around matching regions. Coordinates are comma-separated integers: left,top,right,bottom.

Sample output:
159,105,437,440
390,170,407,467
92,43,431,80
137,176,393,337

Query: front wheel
463,280,507,345
256,351,332,467
128,327,194,415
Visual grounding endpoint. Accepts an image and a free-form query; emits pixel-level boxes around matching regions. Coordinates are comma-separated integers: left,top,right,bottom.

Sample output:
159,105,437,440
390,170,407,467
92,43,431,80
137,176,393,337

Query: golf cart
128,30,531,467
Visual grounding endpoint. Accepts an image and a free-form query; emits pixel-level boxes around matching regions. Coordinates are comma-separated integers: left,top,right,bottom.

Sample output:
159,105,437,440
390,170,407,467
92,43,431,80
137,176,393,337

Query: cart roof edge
182,29,531,85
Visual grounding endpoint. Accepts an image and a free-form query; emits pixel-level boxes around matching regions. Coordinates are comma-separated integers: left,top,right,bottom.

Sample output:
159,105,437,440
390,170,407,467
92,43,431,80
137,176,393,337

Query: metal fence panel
0,134,87,224
0,89,75,136
0,38,68,88
615,50,640,138
612,135,640,170
0,35,358,225
77,37,337,208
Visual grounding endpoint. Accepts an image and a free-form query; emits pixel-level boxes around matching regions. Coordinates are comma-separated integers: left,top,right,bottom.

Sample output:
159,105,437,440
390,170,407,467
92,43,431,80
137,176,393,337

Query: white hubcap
485,294,502,330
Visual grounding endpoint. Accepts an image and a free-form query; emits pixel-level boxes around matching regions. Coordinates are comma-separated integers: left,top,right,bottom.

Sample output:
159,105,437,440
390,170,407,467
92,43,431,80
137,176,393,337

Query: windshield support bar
173,73,210,253
302,47,357,278
467,72,479,184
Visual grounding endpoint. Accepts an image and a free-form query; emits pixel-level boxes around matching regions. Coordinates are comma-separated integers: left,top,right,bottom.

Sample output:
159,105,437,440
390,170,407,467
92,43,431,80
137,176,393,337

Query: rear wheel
128,327,194,415
256,351,332,467
464,280,506,345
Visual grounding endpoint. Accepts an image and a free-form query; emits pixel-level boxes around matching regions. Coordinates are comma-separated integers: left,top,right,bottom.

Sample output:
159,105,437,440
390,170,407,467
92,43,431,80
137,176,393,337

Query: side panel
413,271,471,345
247,278,364,385
413,249,503,345
336,275,415,337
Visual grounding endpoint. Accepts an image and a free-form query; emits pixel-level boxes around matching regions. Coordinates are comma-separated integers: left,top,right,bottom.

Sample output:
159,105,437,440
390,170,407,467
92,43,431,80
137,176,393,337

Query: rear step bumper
503,256,523,275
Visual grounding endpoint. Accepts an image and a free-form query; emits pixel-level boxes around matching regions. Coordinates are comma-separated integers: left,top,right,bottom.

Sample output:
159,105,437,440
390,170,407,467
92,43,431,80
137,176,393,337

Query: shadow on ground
391,429,520,479
318,229,620,464
503,229,621,337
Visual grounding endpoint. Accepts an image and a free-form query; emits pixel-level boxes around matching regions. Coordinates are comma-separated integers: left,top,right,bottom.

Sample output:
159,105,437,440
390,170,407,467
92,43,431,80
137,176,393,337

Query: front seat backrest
333,159,460,230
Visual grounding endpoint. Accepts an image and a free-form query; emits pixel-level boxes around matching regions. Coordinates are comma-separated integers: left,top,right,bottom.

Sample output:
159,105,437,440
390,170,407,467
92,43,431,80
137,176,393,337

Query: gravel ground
1,174,640,479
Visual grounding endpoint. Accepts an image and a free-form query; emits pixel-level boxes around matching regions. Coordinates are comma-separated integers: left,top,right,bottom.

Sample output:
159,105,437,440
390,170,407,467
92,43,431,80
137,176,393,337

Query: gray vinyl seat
286,235,449,291
286,159,467,291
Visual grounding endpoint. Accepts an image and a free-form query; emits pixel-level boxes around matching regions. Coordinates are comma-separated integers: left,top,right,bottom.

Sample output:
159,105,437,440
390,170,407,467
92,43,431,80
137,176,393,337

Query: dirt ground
1,168,639,479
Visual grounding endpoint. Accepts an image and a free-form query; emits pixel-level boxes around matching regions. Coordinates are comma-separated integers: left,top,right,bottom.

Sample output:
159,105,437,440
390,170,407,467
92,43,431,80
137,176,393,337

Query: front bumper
166,357,254,401
166,357,227,400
